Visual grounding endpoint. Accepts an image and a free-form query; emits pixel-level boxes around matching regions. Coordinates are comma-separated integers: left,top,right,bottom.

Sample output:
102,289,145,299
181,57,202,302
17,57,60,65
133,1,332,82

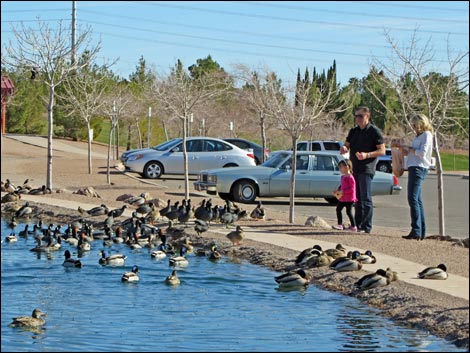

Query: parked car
376,148,436,173
194,151,402,203
270,140,349,160
223,138,270,165
121,137,256,179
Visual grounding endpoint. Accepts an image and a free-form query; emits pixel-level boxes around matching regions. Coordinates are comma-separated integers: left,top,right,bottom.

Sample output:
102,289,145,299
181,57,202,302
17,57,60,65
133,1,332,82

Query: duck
99,250,127,266
355,269,391,290
1,190,21,203
15,201,33,218
385,267,399,282
28,185,47,195
324,243,347,259
329,250,362,272
165,269,180,285
357,250,377,264
109,205,128,218
150,249,167,259
5,232,18,243
250,201,266,220
295,245,323,266
275,269,310,288
208,245,222,261
194,219,209,236
169,246,189,267
304,252,334,268
10,308,47,328
62,250,82,268
79,204,109,217
418,264,448,280
125,192,148,206
226,225,244,246
121,265,140,282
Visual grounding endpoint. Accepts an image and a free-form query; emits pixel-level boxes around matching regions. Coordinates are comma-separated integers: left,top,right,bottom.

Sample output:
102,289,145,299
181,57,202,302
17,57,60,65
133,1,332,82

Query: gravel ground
1,136,469,349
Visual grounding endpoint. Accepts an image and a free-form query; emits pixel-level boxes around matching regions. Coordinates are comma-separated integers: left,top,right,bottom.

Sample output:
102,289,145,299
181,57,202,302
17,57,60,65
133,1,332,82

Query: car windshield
261,152,290,168
152,138,182,151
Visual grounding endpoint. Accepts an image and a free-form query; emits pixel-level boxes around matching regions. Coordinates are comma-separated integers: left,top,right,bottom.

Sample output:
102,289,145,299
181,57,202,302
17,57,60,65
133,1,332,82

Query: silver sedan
121,137,257,179
194,151,402,203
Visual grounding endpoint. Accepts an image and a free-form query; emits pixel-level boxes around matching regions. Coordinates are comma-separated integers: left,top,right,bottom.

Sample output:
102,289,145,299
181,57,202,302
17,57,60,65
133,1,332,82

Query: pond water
1,219,465,352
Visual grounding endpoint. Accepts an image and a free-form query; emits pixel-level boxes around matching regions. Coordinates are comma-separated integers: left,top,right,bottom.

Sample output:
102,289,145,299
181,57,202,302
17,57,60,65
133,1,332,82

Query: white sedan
194,151,402,203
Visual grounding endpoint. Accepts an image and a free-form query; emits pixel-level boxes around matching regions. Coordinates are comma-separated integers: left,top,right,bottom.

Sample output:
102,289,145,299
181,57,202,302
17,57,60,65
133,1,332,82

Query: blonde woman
401,114,434,241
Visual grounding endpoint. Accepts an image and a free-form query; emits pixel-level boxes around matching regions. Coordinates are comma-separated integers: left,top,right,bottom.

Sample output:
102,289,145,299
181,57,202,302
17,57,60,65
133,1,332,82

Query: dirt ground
1,136,469,349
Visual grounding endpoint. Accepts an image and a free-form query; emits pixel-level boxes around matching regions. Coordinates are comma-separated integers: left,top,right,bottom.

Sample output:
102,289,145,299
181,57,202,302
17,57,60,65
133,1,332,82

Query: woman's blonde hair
411,114,434,134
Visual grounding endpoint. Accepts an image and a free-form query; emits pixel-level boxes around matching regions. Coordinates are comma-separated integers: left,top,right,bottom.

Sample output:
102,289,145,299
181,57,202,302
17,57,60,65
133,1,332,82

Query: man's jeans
354,173,374,232
407,166,428,239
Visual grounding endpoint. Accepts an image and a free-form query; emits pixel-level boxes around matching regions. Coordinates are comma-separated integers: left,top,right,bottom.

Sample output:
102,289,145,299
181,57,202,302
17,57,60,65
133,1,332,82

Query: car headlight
127,153,144,161
208,175,217,183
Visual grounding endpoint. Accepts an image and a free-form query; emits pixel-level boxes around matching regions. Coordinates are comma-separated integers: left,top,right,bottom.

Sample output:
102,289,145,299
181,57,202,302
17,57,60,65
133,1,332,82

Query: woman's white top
406,131,433,169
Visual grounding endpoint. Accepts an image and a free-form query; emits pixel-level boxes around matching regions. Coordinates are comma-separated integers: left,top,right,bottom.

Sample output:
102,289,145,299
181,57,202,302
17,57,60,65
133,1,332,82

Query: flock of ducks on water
2,180,448,328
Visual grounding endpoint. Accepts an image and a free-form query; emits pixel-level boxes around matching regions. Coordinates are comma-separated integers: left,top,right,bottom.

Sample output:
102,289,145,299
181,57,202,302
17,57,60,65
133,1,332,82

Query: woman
401,114,434,241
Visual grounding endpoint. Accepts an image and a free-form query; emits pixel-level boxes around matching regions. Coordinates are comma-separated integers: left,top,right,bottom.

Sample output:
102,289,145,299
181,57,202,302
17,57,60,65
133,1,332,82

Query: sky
1,1,468,87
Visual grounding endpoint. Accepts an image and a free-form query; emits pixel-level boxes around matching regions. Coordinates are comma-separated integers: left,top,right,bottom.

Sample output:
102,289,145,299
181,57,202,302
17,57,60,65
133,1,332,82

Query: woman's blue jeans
407,166,428,239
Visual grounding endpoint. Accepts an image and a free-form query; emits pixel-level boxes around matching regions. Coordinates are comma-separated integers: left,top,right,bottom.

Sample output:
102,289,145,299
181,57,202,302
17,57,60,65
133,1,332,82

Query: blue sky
2,1,468,86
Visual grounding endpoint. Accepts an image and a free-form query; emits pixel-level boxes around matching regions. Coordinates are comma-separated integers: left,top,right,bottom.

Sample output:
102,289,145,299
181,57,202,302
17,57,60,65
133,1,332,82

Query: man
340,106,385,234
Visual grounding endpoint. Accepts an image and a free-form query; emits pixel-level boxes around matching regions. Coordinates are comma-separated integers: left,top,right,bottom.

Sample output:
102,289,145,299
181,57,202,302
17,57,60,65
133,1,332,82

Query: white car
121,137,257,179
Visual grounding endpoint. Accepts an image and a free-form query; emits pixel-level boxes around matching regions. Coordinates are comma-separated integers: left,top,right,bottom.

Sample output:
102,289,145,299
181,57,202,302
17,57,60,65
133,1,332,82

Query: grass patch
439,151,469,171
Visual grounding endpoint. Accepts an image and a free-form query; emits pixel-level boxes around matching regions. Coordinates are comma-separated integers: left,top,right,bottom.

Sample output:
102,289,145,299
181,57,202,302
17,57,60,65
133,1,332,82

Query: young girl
332,159,357,231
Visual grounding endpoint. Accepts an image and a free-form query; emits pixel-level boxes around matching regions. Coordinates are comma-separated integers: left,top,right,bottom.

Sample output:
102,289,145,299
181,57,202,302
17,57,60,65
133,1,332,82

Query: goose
99,250,127,266
226,225,244,246
418,264,448,280
159,199,172,219
169,246,189,267
15,202,33,218
8,216,18,230
136,202,153,216
357,250,377,264
355,269,391,290
121,265,140,282
275,269,310,288
194,219,209,236
62,250,82,268
250,201,266,220
80,204,109,217
329,250,362,272
109,205,128,218
18,224,30,238
165,269,180,285
5,232,18,243
10,308,47,328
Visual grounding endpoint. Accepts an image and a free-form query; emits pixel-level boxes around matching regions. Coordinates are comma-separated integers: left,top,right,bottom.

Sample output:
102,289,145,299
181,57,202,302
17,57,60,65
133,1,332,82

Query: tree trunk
116,122,120,159
46,85,55,190
87,121,92,174
182,114,189,200
136,119,143,149
434,133,445,236
107,127,112,184
127,123,131,150
289,136,298,223
260,112,266,164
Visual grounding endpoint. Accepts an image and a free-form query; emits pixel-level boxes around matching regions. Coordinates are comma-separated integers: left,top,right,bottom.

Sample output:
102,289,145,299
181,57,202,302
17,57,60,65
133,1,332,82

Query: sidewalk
8,192,469,301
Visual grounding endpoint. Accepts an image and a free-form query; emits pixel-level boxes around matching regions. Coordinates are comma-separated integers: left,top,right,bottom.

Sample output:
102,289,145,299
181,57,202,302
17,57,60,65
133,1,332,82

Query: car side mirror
171,147,180,152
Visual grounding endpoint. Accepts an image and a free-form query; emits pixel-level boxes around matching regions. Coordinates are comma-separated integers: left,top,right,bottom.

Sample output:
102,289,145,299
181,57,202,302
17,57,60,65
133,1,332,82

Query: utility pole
71,1,76,65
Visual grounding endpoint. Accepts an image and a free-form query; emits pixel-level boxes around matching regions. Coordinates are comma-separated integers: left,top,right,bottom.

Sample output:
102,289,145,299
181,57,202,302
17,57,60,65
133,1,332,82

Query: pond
1,219,465,352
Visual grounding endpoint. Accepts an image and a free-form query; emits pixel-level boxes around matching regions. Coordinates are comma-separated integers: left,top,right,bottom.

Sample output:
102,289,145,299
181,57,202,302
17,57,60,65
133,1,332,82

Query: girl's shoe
332,225,344,230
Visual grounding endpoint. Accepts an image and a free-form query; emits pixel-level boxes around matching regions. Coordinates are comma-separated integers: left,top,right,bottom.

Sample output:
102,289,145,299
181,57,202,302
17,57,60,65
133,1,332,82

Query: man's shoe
332,225,344,230
357,229,366,233
402,234,415,240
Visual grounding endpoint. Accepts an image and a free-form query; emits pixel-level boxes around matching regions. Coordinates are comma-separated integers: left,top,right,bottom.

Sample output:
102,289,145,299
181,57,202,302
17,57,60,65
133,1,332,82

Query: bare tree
1,19,100,189
150,61,231,199
59,63,111,174
369,29,469,236
263,70,350,223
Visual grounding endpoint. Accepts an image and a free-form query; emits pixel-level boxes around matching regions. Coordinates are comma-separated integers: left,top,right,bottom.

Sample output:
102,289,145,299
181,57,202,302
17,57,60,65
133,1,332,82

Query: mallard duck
226,225,244,246
385,267,399,282
324,243,347,259
295,245,323,265
275,269,310,288
169,246,189,267
150,249,167,259
121,265,140,282
418,264,448,280
355,269,391,290
250,201,266,220
28,185,47,195
1,190,21,203
10,308,47,328
329,250,362,272
5,232,18,243
99,250,127,266
208,245,222,261
357,250,377,264
62,250,82,268
165,269,180,285
15,201,33,218
82,204,109,217
305,252,334,268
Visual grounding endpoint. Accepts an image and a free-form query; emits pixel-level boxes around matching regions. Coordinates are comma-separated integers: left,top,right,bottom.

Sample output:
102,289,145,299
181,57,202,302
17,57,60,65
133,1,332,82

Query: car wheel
377,162,391,173
218,192,234,201
232,180,257,203
223,163,238,168
324,197,338,205
143,161,163,179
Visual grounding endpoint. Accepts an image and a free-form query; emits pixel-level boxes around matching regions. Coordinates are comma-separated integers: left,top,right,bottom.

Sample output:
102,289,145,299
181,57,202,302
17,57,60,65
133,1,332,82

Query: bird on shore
418,264,448,280
250,201,266,220
121,265,140,282
226,225,244,246
15,201,33,218
355,269,391,290
357,250,377,264
110,205,128,218
79,204,109,217
324,243,347,259
329,250,362,272
10,309,47,328
294,245,323,266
